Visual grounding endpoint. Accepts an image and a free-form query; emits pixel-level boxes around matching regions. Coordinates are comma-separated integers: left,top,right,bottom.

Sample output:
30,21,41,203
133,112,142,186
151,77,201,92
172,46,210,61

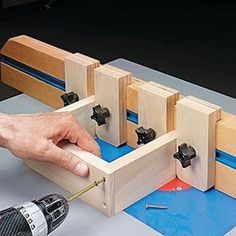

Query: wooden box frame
25,101,177,216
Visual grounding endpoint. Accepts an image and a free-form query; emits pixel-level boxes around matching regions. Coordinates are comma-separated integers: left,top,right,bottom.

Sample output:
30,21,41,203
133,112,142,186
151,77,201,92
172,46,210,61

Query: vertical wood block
216,111,236,157
215,161,236,198
176,96,221,191
127,120,139,148
138,81,179,137
56,96,96,137
94,65,132,146
126,79,145,113
65,54,100,99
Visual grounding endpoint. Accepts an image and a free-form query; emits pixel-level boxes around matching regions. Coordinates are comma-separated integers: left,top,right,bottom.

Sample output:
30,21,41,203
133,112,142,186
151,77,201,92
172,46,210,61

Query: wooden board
138,81,179,137
215,161,236,198
176,96,221,191
1,35,71,81
127,79,145,113
216,111,236,157
24,143,115,216
65,54,100,98
94,65,132,146
56,96,96,137
108,131,176,214
127,120,139,148
1,62,64,109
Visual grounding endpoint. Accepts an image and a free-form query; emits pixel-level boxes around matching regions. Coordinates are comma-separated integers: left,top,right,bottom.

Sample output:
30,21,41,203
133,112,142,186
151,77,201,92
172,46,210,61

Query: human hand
0,112,101,176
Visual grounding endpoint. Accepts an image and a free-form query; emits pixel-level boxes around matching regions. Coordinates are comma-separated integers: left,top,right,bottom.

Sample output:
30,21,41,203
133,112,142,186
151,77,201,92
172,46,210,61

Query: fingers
76,128,101,157
45,142,89,176
62,115,101,157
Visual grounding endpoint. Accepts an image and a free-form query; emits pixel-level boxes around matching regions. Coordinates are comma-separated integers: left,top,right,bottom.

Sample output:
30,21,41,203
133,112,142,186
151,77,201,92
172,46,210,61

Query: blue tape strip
216,149,236,169
127,110,138,124
0,54,65,91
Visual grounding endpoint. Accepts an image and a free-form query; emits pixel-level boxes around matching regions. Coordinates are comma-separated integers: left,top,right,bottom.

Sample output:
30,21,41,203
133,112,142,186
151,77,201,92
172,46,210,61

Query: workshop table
0,58,236,236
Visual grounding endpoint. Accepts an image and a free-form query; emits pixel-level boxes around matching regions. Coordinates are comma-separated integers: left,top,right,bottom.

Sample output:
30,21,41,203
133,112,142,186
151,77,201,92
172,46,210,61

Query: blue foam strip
0,54,65,91
127,110,138,124
96,137,134,162
216,149,236,169
125,188,236,236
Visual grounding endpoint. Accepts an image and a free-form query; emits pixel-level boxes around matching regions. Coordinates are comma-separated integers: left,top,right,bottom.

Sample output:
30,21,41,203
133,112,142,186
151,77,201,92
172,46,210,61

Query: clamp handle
174,143,196,168
90,105,110,126
135,126,156,145
61,91,79,107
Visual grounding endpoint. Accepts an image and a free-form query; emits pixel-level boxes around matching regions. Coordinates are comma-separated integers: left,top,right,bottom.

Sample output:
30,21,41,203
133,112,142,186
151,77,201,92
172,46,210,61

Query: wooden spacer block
56,96,96,137
176,96,221,191
0,35,71,80
1,63,64,109
126,78,145,113
215,161,236,198
138,81,179,137
216,111,236,157
127,120,139,148
94,65,132,146
65,54,100,98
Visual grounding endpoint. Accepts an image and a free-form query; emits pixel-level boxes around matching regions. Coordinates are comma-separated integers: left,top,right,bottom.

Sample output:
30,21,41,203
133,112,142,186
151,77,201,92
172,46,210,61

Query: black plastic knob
135,126,156,145
90,105,110,126
173,143,196,168
60,91,79,106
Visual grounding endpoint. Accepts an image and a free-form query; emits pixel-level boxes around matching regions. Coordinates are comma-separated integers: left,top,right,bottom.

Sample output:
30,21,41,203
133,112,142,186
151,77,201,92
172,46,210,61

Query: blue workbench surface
98,138,236,236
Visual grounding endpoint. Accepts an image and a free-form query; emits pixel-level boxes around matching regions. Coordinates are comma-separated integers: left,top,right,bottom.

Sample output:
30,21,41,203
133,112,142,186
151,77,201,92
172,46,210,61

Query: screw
145,203,168,209
176,186,183,191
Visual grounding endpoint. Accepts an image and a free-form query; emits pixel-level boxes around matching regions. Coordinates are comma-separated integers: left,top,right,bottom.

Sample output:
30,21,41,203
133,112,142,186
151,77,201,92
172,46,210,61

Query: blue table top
97,137,236,236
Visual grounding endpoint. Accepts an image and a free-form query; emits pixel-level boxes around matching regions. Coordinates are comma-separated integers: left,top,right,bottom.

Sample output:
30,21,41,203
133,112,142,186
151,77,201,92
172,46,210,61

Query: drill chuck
0,194,69,236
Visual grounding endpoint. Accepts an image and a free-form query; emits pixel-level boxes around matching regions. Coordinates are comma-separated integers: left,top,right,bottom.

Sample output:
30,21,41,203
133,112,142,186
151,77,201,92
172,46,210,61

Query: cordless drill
0,178,105,236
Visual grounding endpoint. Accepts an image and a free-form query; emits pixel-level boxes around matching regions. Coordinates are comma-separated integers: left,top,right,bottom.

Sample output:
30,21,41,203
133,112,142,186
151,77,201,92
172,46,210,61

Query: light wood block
216,111,236,157
94,65,132,146
108,131,176,214
65,54,100,98
1,35,71,80
138,81,179,137
127,120,139,148
176,96,221,191
126,79,145,113
1,63,64,109
56,96,96,137
215,161,236,198
24,143,115,216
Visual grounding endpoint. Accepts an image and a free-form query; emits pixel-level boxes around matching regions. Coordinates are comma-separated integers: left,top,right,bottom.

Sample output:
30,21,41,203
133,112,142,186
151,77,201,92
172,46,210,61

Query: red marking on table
159,178,191,191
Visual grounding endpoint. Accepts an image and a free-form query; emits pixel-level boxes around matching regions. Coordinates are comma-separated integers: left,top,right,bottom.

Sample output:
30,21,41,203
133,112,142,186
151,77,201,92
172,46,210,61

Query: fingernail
74,163,89,176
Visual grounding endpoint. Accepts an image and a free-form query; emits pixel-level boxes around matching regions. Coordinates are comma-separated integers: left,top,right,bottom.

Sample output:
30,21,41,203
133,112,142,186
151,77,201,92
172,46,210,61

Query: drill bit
66,177,106,202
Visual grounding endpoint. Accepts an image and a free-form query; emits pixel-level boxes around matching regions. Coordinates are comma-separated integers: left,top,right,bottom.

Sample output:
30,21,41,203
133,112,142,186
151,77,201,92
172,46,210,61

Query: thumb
45,143,89,177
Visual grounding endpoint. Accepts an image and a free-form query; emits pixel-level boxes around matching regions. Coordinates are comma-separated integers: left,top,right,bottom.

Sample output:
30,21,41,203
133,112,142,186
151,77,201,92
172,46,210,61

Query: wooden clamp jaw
175,96,221,191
